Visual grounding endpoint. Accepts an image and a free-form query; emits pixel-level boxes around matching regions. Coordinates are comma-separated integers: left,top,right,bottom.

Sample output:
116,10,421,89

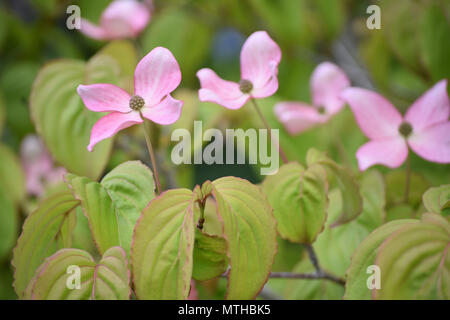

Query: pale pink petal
47,167,67,186
141,94,183,125
408,122,450,163
274,102,329,135
100,0,151,39
404,80,449,133
134,47,181,107
197,68,249,109
341,88,403,139
311,62,350,114
87,111,142,152
79,19,107,40
240,31,281,90
77,84,131,113
356,137,408,171
251,60,279,98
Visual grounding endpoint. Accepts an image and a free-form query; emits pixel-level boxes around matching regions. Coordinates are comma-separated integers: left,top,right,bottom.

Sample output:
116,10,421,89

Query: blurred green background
0,0,449,299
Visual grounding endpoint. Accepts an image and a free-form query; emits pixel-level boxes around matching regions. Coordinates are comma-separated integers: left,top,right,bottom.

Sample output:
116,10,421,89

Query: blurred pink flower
77,47,183,151
188,280,198,300
21,135,66,196
274,62,350,135
341,79,450,171
197,31,281,109
80,0,151,40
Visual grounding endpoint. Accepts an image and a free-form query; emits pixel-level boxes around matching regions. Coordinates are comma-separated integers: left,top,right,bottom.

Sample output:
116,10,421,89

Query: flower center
317,106,326,114
239,79,253,94
398,121,413,138
129,95,145,111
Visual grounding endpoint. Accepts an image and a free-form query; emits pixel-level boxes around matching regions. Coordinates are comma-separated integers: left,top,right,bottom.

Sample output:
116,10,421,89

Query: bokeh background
0,0,449,299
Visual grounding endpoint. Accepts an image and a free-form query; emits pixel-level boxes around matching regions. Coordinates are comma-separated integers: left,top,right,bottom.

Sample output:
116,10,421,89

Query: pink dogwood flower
341,79,450,171
274,62,350,135
77,47,183,152
21,135,66,196
80,0,151,40
197,31,281,109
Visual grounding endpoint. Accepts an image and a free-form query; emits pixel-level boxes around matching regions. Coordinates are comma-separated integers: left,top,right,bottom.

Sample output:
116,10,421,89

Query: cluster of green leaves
11,158,280,300
262,151,449,300
1,0,449,301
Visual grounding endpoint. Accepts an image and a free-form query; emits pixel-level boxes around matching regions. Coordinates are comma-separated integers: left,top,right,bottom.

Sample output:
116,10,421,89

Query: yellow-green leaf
262,162,328,244
192,230,228,281
132,189,196,300
423,184,450,216
12,192,79,298
26,247,130,300
212,177,277,299
30,54,119,180
306,148,362,226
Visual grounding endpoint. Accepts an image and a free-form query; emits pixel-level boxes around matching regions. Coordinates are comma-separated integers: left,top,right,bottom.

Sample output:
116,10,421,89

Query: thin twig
220,271,345,286
305,244,321,274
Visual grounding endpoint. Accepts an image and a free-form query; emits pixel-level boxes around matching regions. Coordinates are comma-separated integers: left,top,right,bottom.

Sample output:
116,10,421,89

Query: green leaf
132,189,196,300
357,170,386,229
30,54,120,180
375,214,450,299
211,177,277,299
423,184,450,216
386,203,416,221
141,8,212,84
420,4,450,82
0,95,5,133
262,162,328,244
65,174,120,255
273,169,387,299
344,219,419,299
0,143,25,204
12,192,79,298
192,230,228,281
306,148,362,226
26,247,130,300
0,184,17,260
101,161,155,254
385,170,430,209
66,161,155,256
99,40,137,93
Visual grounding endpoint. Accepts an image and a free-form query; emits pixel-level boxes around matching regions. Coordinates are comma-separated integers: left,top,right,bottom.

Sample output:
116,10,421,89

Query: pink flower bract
275,62,350,135
80,0,151,40
77,47,183,152
341,79,450,171
197,31,281,109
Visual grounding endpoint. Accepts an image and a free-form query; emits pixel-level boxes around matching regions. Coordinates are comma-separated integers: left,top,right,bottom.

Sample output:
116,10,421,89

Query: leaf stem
143,119,162,195
249,98,289,164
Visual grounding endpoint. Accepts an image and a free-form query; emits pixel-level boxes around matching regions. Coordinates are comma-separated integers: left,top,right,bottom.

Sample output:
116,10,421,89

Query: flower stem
404,152,411,203
143,119,162,195
249,98,289,164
